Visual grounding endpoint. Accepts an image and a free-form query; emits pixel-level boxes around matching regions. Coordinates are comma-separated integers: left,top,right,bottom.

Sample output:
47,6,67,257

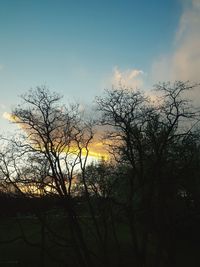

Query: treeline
0,81,200,267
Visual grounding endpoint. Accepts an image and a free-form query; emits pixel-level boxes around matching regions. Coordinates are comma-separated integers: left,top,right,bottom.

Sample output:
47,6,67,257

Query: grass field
0,208,200,267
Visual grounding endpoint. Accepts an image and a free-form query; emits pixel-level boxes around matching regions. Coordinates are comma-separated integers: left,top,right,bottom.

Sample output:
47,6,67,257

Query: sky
0,0,199,133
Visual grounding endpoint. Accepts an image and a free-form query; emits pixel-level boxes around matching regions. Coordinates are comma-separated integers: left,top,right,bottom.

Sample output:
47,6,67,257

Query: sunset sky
0,0,200,133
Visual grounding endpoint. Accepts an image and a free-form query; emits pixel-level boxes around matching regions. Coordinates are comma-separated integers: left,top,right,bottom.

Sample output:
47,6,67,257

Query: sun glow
88,143,109,160
4,112,110,160
3,112,19,122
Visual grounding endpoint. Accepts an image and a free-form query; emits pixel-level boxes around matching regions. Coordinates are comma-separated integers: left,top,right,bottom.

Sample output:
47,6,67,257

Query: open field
0,201,200,267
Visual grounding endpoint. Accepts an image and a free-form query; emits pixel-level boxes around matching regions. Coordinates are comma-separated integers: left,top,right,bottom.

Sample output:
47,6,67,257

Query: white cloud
112,66,144,89
150,0,200,104
152,0,200,83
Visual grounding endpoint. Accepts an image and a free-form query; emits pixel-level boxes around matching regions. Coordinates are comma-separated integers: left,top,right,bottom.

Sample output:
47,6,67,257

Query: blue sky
0,0,200,132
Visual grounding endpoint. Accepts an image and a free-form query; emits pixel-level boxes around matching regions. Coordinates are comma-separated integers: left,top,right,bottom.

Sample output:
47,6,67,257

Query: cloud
152,0,200,84
112,66,144,89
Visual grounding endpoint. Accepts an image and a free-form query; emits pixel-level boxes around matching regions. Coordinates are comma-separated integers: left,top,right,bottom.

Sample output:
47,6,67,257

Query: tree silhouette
97,81,200,267
0,83,200,267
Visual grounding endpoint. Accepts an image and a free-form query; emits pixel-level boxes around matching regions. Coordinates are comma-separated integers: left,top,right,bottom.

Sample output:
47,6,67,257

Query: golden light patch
3,112,19,122
88,141,109,160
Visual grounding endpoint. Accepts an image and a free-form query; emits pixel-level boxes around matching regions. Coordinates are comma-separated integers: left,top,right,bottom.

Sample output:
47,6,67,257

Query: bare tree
0,86,96,267
96,82,200,267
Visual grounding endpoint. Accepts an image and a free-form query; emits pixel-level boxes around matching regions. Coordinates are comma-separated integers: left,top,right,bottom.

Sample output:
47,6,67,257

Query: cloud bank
152,0,200,83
